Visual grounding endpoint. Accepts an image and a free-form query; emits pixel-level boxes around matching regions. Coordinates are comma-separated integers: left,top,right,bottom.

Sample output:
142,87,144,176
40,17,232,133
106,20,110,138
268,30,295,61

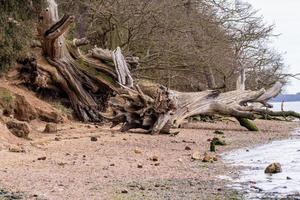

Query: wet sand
0,119,298,200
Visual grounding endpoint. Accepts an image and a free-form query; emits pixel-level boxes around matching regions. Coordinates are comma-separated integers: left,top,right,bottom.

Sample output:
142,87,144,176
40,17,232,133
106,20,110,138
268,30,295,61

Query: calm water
271,101,300,112
223,102,300,199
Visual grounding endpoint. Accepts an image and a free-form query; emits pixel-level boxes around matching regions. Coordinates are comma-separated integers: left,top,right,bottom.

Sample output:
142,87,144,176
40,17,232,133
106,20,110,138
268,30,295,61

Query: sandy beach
0,119,298,200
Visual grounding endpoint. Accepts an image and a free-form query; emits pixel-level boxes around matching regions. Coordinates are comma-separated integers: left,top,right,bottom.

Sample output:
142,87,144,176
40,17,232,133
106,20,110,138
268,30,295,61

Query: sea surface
271,101,300,112
223,101,300,199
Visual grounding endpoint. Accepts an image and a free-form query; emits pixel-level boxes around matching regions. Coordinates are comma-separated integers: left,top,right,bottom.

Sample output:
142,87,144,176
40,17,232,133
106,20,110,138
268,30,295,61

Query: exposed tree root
17,0,300,134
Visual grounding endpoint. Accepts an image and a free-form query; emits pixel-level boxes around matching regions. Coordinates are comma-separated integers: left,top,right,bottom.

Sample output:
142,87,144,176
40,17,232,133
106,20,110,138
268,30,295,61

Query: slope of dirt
0,79,65,119
0,78,66,150
0,123,24,150
0,119,298,200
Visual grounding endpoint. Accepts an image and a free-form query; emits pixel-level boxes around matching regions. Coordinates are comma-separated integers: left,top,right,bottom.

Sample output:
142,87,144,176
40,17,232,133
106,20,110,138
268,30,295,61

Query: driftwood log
18,0,300,134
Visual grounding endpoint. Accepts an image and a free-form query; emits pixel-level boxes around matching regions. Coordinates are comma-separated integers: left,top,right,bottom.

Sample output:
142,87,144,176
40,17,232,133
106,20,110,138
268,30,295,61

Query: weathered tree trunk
235,66,258,131
204,66,217,89
236,67,246,91
18,0,300,134
22,0,128,122
102,79,300,134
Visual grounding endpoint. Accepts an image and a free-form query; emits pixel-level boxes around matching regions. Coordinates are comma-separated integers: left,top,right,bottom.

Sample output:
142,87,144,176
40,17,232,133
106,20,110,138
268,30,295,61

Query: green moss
210,137,226,152
95,70,115,84
0,87,14,106
212,137,226,146
76,57,118,88
50,101,73,116
236,118,259,132
0,1,44,72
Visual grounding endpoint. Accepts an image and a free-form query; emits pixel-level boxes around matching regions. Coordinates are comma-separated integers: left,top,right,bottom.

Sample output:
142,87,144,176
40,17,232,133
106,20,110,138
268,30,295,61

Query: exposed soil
0,118,298,200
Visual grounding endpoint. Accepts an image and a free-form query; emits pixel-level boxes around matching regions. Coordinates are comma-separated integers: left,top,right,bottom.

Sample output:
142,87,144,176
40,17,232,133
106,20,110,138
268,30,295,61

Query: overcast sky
245,0,300,94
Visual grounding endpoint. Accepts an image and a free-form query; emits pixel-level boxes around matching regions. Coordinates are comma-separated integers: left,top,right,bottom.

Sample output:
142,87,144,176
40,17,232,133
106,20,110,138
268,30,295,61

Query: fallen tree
17,0,300,134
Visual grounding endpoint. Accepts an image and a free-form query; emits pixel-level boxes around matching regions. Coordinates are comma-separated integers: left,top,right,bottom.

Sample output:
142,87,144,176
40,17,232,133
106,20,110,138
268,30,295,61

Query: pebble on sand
191,151,201,160
202,152,217,163
37,156,47,161
134,149,142,154
121,189,128,194
150,155,159,162
185,146,192,150
137,164,143,168
90,136,98,141
8,146,25,153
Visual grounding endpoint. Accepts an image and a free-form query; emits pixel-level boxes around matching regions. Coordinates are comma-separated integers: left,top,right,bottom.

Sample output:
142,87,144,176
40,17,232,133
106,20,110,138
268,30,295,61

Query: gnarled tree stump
18,0,300,134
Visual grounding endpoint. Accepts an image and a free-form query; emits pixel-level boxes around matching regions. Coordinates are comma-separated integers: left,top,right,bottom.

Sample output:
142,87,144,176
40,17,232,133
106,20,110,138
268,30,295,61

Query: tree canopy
0,0,288,91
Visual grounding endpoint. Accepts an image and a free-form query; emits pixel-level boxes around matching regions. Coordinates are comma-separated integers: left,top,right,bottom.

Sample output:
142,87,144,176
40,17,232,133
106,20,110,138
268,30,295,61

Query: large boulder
43,123,58,133
0,122,21,150
13,94,37,121
38,110,63,123
6,120,30,138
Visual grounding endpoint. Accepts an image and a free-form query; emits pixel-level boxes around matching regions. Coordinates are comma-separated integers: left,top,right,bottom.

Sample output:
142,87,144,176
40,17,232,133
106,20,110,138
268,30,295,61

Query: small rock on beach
264,162,282,174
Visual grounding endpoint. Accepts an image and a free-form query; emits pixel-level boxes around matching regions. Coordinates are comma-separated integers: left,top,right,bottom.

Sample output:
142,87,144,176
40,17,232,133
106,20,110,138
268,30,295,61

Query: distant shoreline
271,94,300,102
271,100,300,102
269,101,300,112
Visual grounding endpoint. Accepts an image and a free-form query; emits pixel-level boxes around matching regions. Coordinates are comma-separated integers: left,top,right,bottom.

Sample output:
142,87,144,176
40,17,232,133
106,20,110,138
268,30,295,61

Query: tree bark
236,67,246,90
204,67,217,89
102,79,299,134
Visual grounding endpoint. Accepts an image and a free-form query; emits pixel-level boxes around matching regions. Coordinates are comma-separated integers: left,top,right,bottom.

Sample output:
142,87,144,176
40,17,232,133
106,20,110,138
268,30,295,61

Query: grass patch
0,87,14,107
50,101,73,116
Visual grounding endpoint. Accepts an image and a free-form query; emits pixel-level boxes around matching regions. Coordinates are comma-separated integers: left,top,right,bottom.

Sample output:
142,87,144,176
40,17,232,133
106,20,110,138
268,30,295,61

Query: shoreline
0,119,298,199
221,125,300,199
